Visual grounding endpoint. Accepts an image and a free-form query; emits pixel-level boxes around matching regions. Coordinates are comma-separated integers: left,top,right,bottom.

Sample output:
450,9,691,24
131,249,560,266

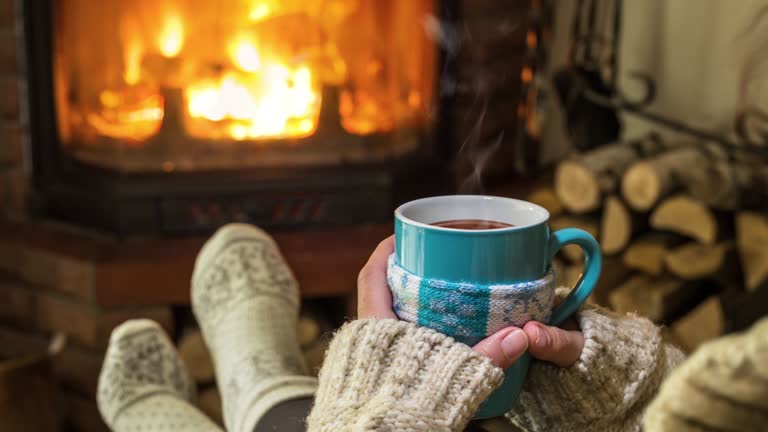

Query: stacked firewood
532,134,768,352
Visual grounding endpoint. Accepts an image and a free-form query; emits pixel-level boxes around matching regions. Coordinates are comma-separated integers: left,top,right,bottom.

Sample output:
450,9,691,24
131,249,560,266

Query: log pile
542,136,768,352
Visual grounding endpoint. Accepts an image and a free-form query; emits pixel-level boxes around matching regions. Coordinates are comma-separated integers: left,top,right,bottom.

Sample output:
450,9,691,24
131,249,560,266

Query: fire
157,13,184,58
123,36,143,85
74,1,436,145
182,37,320,140
88,89,164,142
249,4,271,21
230,38,261,73
185,53,320,140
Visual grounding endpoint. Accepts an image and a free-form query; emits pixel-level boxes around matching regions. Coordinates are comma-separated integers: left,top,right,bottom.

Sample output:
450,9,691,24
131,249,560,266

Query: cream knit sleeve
305,319,504,432
644,317,768,431
506,304,685,432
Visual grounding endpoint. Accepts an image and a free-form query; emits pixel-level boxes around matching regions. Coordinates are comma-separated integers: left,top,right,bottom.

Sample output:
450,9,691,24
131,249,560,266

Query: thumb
523,321,584,367
472,327,529,369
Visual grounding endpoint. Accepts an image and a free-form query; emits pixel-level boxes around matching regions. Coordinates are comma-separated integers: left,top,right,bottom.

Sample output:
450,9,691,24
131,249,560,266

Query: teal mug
393,195,602,418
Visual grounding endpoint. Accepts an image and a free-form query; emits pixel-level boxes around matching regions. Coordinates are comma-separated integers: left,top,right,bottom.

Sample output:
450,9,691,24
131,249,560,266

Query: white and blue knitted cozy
387,255,557,346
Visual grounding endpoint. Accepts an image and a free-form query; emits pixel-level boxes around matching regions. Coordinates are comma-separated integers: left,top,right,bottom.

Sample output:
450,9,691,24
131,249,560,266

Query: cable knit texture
644,317,768,432
506,300,685,432
306,319,505,432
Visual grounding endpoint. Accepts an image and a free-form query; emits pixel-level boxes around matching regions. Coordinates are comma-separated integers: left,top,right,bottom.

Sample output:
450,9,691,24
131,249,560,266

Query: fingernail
501,330,528,360
533,325,548,348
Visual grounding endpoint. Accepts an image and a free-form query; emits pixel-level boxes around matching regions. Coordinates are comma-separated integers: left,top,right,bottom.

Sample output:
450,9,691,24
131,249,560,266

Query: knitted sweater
306,304,685,432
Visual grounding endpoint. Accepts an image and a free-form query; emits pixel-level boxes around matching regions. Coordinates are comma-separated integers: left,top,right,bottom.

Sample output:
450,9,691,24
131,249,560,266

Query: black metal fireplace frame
22,1,459,236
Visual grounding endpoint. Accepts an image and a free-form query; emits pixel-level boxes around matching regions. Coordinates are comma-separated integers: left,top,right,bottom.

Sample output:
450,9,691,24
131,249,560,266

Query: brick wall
0,223,178,432
0,5,168,425
0,0,26,219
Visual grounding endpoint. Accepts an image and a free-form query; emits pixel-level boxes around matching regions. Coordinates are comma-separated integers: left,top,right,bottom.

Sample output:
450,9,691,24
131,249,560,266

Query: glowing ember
157,13,184,58
88,89,164,142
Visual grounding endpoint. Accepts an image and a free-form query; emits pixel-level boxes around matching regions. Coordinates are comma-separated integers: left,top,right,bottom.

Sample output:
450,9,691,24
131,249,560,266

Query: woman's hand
357,236,585,370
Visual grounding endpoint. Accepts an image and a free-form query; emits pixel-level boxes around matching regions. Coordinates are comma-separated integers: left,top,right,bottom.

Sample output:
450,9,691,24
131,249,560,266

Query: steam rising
422,14,460,56
423,14,509,195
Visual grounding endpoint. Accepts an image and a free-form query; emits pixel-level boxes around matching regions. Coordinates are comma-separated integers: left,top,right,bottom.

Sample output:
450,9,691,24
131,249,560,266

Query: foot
97,319,222,431
192,224,317,432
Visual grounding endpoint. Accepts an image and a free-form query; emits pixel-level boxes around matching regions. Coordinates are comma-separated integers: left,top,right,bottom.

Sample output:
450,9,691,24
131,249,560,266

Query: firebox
23,1,457,235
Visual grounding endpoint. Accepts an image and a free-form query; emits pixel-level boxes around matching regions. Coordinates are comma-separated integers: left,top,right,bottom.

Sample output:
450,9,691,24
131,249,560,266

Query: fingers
357,236,397,319
472,327,528,369
523,321,584,367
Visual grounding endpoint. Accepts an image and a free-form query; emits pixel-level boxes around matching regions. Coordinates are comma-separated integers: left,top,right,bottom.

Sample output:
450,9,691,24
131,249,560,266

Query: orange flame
158,13,184,57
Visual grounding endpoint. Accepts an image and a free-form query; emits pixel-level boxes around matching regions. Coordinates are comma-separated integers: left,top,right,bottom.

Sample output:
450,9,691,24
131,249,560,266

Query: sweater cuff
507,303,685,432
306,319,504,432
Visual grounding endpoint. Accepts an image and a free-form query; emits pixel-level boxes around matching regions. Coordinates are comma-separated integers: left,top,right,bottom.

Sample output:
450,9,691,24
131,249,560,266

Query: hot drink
431,219,514,230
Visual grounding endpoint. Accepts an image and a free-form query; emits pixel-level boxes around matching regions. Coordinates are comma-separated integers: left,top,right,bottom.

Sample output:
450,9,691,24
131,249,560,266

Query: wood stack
537,136,768,353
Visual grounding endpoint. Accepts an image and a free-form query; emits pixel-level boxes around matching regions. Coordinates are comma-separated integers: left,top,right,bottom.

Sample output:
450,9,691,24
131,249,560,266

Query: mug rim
395,195,550,234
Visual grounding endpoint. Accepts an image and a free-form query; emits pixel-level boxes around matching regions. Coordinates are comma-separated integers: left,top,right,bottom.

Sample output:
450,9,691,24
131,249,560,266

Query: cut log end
664,242,731,280
736,212,768,292
177,330,214,384
555,161,601,214
600,196,633,255
623,234,677,276
672,296,724,352
650,195,717,244
526,186,563,217
608,274,695,323
622,162,662,211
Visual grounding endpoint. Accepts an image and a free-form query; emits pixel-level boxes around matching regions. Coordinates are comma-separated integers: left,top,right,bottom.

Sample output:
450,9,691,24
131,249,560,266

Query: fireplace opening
54,0,437,172
25,1,456,234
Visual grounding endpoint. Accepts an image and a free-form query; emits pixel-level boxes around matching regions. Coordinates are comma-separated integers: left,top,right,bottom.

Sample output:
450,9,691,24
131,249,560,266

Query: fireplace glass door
53,0,437,172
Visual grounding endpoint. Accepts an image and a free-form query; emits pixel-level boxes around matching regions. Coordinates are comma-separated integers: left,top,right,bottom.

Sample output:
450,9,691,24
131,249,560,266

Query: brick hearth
0,218,390,431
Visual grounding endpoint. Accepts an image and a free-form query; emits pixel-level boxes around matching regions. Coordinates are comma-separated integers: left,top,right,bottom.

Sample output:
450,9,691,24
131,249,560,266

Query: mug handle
547,228,602,326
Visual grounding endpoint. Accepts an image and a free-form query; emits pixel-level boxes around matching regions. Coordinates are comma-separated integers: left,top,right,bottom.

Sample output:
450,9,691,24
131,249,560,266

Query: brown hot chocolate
431,219,514,230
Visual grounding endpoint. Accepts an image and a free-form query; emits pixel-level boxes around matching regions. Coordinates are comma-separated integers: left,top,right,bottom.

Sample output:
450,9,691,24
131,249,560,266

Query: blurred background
1,0,767,430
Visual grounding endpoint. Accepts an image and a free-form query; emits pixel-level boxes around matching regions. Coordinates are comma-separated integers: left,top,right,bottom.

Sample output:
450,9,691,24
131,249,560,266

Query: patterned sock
97,319,223,432
192,224,317,432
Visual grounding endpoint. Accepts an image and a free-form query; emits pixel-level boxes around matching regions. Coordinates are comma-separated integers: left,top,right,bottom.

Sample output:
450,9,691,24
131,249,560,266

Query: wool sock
97,319,223,432
192,223,317,432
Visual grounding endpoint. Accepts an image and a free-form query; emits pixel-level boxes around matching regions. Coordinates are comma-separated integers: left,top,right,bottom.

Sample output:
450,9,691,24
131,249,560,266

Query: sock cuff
235,376,318,432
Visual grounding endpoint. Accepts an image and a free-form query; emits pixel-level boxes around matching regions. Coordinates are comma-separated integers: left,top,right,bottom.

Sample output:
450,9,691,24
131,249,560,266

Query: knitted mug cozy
387,255,557,346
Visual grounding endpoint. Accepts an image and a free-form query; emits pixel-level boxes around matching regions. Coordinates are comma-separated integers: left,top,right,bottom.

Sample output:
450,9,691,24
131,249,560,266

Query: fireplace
23,0,457,234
